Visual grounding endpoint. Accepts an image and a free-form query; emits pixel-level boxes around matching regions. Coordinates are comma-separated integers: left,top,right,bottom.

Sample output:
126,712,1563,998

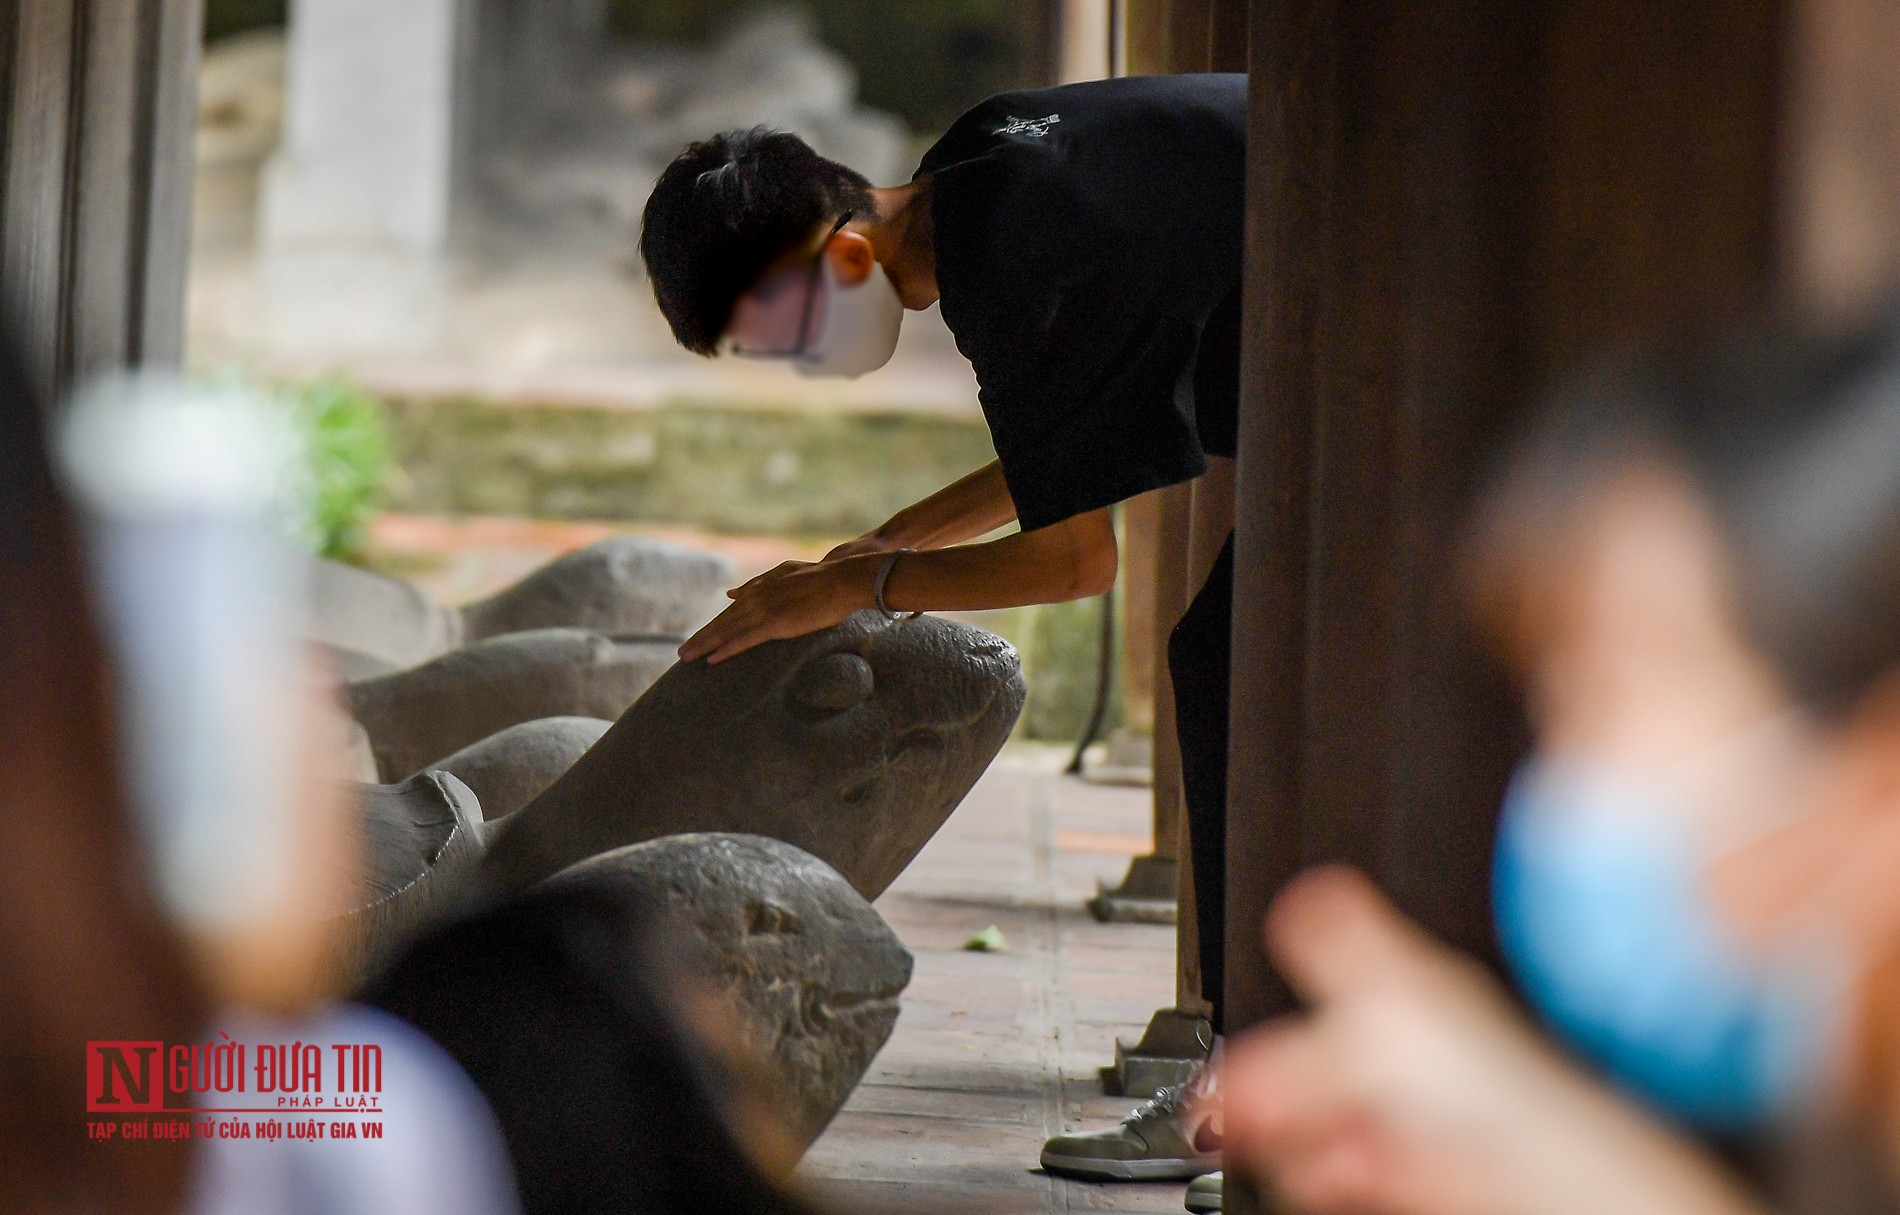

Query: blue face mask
1493,757,1844,1131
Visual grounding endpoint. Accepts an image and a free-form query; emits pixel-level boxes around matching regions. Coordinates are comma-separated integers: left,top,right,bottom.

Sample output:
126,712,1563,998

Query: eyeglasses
729,211,853,360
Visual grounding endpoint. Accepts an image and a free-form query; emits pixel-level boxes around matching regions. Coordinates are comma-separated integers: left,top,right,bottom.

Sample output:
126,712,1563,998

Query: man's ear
824,231,876,287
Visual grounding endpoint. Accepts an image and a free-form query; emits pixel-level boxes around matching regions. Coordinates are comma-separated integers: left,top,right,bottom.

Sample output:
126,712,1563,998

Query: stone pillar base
1100,1007,1213,1098
1088,852,1178,923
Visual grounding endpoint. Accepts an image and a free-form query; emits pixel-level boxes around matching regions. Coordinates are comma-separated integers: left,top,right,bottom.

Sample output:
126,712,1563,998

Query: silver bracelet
874,548,916,620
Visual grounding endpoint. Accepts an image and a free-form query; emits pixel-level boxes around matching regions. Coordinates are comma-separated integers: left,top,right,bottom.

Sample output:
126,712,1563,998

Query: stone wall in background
383,398,995,537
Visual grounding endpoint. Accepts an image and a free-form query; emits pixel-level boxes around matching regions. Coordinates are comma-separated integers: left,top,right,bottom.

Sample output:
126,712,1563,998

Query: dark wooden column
1095,0,1251,1097
1226,2,1794,1208
0,0,201,396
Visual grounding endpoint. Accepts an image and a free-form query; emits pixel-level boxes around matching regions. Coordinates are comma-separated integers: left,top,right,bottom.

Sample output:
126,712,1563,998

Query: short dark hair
639,128,876,356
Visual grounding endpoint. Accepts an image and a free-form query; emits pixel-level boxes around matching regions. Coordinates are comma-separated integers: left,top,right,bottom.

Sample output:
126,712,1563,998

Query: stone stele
480,611,1026,900
538,833,913,1147
347,629,674,782
307,535,735,674
430,715,612,821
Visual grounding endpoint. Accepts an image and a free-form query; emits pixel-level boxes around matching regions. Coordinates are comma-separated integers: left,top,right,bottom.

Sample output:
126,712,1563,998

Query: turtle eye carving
788,652,875,713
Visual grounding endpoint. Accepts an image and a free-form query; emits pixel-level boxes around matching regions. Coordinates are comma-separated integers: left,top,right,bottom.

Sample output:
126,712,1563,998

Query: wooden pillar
1126,0,1248,75
1097,482,1202,1092
1150,480,1194,857
1094,0,1248,1097
1227,0,1805,1210
1174,459,1232,1005
0,0,201,397
1782,0,1900,328
1054,0,1113,83
1120,490,1161,742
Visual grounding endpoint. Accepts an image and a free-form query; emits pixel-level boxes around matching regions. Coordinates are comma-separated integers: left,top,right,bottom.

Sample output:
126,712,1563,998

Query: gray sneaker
1040,1084,1220,1181
1184,1170,1223,1212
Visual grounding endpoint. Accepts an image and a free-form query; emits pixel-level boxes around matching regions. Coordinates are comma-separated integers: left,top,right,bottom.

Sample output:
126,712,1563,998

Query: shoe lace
1122,1083,1184,1124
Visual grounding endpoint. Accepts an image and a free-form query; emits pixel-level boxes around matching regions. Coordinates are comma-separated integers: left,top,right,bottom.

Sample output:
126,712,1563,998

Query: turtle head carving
481,612,1026,898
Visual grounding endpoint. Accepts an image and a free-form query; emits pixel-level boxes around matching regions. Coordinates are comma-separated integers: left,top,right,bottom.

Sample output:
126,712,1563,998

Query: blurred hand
1215,867,1764,1215
678,558,872,665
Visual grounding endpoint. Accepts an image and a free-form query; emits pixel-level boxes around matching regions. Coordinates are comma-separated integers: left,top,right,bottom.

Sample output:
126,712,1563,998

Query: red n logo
87,1042,163,1112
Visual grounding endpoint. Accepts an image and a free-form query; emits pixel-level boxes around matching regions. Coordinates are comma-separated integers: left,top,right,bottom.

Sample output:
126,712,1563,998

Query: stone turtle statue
361,872,831,1210
347,628,675,782
458,535,733,642
540,833,912,1147
430,715,613,821
335,770,488,977
307,535,735,674
480,611,1025,900
309,558,456,676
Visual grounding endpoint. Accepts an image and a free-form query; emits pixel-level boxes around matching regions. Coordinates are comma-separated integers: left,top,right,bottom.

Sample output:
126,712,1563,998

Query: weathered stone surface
306,536,734,673
481,611,1025,899
431,715,612,821
347,628,675,782
538,833,913,1147
338,714,378,784
317,691,380,782
313,638,399,682
309,556,461,672
337,771,487,977
460,536,734,642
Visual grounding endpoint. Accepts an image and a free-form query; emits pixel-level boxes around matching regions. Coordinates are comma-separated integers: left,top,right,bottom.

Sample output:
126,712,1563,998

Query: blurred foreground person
0,349,205,1213
49,371,521,1215
1212,304,1900,1215
16,365,822,1215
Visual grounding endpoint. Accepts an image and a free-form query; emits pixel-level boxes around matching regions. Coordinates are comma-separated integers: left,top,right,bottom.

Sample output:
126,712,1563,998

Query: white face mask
795,254,905,379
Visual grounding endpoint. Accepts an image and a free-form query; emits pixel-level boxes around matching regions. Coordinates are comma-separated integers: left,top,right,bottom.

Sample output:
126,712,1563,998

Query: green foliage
1019,594,1122,742
292,378,391,562
962,924,1010,953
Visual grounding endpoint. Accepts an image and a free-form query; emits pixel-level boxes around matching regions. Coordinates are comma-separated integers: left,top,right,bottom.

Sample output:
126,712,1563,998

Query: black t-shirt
918,74,1246,532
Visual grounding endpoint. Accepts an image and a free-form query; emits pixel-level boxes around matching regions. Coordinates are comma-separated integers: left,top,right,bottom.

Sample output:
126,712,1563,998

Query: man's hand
678,558,873,665
821,532,901,564
678,504,1114,666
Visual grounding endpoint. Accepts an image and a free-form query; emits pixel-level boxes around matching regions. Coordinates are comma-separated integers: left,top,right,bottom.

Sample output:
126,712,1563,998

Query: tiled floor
800,748,1189,1214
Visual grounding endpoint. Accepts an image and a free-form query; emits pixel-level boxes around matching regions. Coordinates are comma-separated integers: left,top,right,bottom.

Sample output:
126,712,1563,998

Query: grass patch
294,377,392,562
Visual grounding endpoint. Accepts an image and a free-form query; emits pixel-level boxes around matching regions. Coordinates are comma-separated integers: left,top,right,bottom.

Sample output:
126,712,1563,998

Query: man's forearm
681,507,1117,664
877,508,1116,611
875,461,1017,550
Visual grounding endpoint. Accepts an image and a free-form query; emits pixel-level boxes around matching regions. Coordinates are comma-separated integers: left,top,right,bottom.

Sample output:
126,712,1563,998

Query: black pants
1167,533,1233,1034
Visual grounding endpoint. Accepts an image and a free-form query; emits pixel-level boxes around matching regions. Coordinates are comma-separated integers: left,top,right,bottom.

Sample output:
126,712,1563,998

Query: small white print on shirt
993,113,1060,137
